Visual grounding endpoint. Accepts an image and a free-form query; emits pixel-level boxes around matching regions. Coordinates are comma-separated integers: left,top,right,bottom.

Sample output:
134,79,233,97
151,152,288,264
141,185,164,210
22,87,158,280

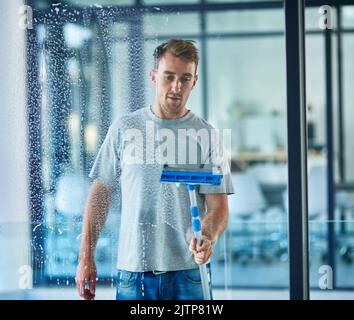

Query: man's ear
192,74,198,89
149,69,157,86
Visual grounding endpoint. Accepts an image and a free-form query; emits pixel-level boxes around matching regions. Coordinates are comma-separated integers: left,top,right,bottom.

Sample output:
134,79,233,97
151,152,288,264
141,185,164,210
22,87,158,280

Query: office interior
0,0,354,300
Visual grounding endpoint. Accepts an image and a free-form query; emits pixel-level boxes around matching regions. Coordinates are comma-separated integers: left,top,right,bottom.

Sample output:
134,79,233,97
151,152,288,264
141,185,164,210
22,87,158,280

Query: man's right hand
76,258,97,300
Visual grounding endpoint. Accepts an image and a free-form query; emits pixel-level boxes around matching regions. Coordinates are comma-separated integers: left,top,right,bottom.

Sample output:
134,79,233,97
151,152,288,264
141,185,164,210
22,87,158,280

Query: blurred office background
1,0,354,299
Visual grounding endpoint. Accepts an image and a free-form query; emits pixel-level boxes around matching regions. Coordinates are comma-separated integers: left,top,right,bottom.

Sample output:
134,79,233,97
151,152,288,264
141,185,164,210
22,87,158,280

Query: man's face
150,51,198,116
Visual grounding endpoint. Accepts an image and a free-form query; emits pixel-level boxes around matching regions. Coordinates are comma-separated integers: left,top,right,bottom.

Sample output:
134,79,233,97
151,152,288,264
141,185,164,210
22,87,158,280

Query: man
76,39,234,300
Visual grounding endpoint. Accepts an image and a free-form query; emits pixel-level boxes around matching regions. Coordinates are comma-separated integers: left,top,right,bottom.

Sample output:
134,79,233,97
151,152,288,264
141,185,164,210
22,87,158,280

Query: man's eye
165,75,174,81
181,77,192,83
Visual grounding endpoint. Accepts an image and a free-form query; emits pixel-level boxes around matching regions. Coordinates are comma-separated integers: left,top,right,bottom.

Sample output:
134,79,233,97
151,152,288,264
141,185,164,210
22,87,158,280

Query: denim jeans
116,264,213,300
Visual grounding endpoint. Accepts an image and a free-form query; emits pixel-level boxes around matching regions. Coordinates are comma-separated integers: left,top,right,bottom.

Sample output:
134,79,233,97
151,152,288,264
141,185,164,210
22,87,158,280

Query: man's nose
171,79,182,93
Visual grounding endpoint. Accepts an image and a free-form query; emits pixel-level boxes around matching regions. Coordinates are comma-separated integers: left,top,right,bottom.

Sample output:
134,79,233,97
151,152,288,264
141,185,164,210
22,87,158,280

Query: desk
235,151,286,164
261,183,287,207
234,150,324,165
336,182,354,192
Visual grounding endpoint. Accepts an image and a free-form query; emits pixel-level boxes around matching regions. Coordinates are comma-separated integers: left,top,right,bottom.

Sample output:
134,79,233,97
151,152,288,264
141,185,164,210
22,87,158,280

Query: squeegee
160,164,223,300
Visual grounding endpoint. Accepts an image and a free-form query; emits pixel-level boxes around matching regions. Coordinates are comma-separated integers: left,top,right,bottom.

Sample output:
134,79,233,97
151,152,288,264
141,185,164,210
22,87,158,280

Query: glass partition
305,4,354,297
2,0,354,300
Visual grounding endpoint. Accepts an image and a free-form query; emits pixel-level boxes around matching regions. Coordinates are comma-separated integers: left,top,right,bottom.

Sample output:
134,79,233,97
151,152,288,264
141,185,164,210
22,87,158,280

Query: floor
2,287,354,300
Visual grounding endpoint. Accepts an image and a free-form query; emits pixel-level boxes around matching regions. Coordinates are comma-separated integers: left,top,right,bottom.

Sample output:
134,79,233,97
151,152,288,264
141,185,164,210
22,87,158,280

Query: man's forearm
202,193,229,245
202,209,228,244
79,182,113,261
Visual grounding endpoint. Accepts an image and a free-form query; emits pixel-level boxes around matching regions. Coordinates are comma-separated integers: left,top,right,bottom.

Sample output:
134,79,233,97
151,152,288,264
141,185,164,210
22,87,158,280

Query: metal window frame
284,0,310,300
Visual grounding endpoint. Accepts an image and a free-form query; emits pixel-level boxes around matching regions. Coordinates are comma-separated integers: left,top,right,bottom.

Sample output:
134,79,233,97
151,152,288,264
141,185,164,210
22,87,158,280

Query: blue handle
190,206,201,232
192,218,201,232
186,184,211,300
191,206,199,218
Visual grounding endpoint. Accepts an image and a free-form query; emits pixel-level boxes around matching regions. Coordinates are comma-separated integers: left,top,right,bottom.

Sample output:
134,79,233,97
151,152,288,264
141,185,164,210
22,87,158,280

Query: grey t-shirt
89,107,234,272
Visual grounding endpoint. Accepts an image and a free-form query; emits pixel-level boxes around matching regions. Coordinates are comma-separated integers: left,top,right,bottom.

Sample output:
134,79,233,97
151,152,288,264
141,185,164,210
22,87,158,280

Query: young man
76,39,234,300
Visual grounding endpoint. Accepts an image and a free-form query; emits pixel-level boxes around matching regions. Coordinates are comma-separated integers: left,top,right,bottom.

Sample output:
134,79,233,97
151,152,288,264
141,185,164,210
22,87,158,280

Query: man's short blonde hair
153,39,199,73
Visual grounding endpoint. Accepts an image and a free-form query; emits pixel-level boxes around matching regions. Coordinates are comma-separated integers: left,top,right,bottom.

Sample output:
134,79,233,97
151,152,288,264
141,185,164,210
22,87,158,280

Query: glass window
110,22,133,118
305,35,326,149
206,9,284,33
143,0,199,4
144,12,200,36
29,6,205,288
13,0,354,299
333,24,354,289
207,35,289,291
36,18,121,282
343,6,354,28
66,0,134,6
305,7,354,296
34,0,135,9
343,34,354,181
207,0,282,2
207,37,287,154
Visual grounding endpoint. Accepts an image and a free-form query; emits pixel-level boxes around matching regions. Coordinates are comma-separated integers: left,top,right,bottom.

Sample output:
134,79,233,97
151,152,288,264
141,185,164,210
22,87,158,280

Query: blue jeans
116,264,213,300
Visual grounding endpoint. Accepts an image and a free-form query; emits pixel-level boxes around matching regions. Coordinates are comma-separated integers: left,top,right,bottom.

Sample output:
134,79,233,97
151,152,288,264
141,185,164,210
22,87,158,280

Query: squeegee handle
187,185,202,235
187,184,211,300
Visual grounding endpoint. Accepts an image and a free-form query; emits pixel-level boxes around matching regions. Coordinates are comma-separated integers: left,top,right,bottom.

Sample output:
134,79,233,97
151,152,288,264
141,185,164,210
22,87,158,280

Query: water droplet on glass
33,223,42,232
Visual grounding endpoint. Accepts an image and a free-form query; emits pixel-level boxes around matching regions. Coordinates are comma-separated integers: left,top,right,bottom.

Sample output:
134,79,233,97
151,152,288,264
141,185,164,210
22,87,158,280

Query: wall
0,0,31,294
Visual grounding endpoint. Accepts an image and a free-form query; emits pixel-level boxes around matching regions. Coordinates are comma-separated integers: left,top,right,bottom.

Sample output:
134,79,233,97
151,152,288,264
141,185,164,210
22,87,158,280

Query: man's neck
151,102,189,120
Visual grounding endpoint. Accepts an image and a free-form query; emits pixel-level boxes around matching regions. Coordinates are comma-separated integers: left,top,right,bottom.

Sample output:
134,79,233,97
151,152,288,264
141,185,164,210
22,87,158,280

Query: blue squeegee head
160,170,222,185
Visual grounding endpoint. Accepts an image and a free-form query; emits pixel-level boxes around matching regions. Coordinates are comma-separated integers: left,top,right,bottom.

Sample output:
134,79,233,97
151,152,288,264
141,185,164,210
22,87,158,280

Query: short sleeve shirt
89,107,234,272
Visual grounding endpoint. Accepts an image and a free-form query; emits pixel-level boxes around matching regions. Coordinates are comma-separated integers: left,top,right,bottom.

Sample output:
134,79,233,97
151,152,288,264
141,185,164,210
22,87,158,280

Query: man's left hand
189,235,213,265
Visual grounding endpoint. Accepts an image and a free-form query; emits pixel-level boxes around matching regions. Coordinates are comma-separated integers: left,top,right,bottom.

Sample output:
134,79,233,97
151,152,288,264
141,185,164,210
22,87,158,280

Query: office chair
55,174,90,217
283,165,333,263
282,165,328,262
248,163,288,208
307,166,329,262
227,172,270,265
335,191,354,263
49,174,91,276
304,165,353,263
247,163,289,261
